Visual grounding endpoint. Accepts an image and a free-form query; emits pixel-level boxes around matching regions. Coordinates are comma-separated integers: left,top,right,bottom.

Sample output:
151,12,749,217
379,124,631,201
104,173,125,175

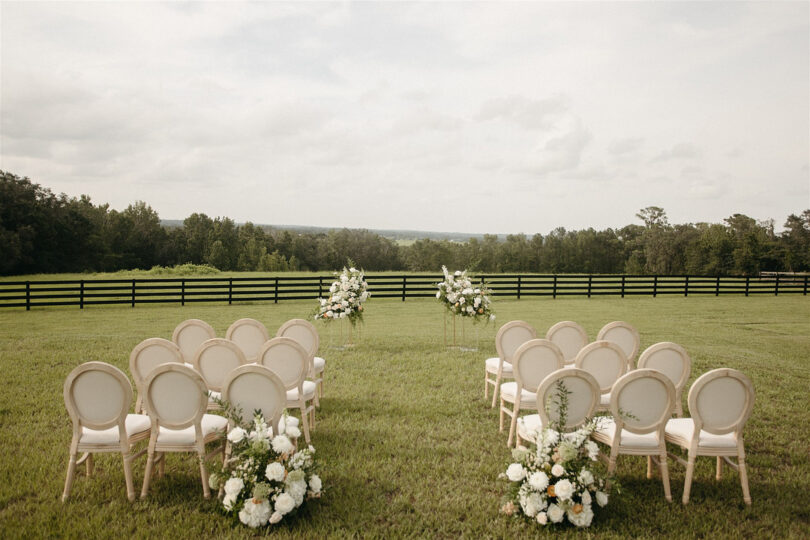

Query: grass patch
0,296,808,537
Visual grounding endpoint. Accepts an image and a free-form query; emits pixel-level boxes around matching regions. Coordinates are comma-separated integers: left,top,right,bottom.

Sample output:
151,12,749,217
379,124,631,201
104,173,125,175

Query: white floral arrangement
314,264,369,326
436,265,495,322
499,384,610,527
208,412,322,529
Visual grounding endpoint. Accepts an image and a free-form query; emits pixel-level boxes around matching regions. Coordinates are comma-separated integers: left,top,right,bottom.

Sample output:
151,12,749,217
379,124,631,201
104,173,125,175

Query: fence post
80,280,84,309
553,275,557,299
402,276,407,301
684,276,689,297
318,277,323,298
653,275,658,298
181,280,185,306
274,277,279,304
131,279,136,307
774,274,779,296
804,275,808,296
25,281,30,311
715,275,720,296
517,276,521,300
228,278,233,305
587,275,592,298
621,275,625,298
745,276,750,297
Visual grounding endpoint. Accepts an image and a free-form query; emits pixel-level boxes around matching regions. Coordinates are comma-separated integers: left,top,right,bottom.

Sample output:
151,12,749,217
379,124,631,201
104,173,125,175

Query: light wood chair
574,340,628,412
277,318,325,403
500,339,564,447
258,337,316,444
129,338,183,413
485,321,537,408
597,321,640,371
592,369,676,502
62,362,151,502
140,363,227,500
637,342,691,417
545,320,589,366
516,368,600,447
221,364,287,429
225,318,270,363
171,319,216,364
664,368,755,505
191,338,248,409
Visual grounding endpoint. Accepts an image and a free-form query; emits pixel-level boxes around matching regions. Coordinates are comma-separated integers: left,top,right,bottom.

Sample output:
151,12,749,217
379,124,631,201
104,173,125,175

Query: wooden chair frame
192,338,248,409
485,320,537,408
171,319,216,363
129,338,183,413
62,361,150,502
259,337,316,443
637,342,691,417
597,320,640,371
545,320,589,366
277,318,324,404
574,340,628,412
225,318,270,363
664,368,755,505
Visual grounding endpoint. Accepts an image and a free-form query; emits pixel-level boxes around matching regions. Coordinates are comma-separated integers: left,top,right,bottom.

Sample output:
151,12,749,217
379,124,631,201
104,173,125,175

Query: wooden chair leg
498,398,505,431
507,403,520,448
484,368,489,400
739,455,751,505
141,452,155,499
659,451,672,502
300,405,311,444
682,456,696,504
491,373,501,408
122,452,136,502
62,452,78,502
198,450,210,499
86,453,94,477
716,456,723,481
647,456,653,479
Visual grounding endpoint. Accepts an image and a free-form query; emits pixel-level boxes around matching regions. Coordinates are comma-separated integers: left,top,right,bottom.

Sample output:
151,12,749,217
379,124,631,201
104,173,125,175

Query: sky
1,1,808,235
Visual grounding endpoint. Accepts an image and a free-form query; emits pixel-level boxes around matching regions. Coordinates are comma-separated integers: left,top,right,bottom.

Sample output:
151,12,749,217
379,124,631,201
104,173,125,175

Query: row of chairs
508,366,754,505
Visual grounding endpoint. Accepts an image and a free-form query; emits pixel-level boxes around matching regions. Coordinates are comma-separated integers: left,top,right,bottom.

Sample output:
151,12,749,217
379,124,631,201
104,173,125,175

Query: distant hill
161,220,503,243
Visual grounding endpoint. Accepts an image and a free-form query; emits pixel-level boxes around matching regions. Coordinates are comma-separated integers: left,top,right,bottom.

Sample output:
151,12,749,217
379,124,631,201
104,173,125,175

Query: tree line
1,171,808,276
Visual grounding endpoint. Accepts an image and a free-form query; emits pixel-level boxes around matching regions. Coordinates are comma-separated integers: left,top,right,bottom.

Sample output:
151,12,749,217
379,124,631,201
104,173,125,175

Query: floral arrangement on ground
500,383,610,527
314,264,369,326
208,411,322,529
436,265,495,322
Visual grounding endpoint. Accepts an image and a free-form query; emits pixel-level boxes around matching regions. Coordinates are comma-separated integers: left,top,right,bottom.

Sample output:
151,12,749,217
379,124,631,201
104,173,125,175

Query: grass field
0,296,808,538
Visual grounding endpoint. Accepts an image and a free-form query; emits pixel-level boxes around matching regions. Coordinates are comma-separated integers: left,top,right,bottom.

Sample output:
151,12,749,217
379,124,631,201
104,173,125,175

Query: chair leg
300,405,311,444
739,454,751,505
62,452,78,502
141,451,155,499
716,456,723,481
659,451,672,502
484,368,489,400
309,405,316,429
682,456,696,505
86,453,94,477
122,452,136,502
604,448,619,492
507,403,520,448
491,373,502,408
498,398,505,432
198,450,211,499
647,456,653,479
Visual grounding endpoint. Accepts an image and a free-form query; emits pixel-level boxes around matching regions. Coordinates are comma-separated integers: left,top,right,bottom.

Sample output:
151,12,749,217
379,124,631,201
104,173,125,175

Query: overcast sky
1,2,808,235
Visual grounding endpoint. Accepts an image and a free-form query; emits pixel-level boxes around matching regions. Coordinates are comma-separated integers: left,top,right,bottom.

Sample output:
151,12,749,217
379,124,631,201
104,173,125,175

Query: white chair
221,364,287,429
516,368,600,447
191,338,248,409
545,320,588,366
225,318,270,363
277,318,326,403
637,342,691,417
664,368,755,505
500,339,564,447
484,321,537,408
129,338,183,413
172,319,216,363
592,369,676,502
62,362,151,502
140,363,227,500
574,340,628,411
259,337,316,444
597,321,640,371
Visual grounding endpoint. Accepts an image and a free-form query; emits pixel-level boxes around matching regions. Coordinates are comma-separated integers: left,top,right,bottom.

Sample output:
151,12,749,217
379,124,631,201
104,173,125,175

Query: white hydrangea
506,463,527,482
547,503,565,523
567,503,594,527
578,469,594,486
265,462,285,482
585,440,599,460
274,492,296,515
272,435,295,455
520,492,546,517
238,498,272,528
309,474,322,494
224,477,244,497
554,479,574,501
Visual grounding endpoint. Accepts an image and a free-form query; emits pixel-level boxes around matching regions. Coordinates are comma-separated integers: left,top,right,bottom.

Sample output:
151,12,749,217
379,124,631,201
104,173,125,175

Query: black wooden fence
0,274,806,310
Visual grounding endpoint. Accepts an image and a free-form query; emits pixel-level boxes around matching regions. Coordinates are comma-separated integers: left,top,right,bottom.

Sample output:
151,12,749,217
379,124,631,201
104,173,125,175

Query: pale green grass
0,296,808,538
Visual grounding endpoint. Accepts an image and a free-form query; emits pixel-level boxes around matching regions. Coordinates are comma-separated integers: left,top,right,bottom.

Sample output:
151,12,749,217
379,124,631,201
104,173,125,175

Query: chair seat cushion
80,414,151,444
593,418,661,448
665,418,737,448
500,382,537,407
286,381,317,402
600,392,611,406
485,357,513,375
313,356,325,372
156,414,228,445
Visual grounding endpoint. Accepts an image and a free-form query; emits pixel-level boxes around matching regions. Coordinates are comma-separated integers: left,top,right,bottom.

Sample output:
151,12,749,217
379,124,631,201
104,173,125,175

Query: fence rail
0,274,806,310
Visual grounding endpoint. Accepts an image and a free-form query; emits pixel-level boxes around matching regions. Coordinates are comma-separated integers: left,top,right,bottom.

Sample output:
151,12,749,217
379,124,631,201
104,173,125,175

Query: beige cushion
665,418,737,449
156,414,228,445
313,356,325,372
80,414,151,444
600,392,611,406
517,414,544,439
485,357,513,375
500,382,537,407
594,418,661,448
286,381,317,401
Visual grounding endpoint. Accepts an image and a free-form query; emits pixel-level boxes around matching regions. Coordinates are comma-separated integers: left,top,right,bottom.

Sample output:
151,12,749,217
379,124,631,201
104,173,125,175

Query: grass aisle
0,296,808,538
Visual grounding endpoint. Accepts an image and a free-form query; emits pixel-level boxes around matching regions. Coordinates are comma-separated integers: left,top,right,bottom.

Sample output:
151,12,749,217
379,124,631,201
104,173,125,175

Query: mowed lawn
0,296,808,538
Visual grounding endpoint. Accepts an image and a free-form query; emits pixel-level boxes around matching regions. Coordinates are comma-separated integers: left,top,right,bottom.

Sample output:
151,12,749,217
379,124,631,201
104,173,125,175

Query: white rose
238,498,271,528
581,490,592,505
224,476,244,497
536,511,548,525
227,427,247,444
309,474,322,494
265,462,286,482
551,464,565,477
567,503,594,527
274,492,296,515
547,503,564,523
339,312,346,319
585,440,599,460
268,511,283,524
272,435,295,455
554,479,574,500
596,491,609,507
579,469,594,486
505,463,526,482
528,471,549,491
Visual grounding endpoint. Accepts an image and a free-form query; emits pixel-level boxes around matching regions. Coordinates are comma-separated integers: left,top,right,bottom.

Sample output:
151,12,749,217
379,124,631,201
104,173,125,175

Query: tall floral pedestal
328,318,358,350
444,313,479,352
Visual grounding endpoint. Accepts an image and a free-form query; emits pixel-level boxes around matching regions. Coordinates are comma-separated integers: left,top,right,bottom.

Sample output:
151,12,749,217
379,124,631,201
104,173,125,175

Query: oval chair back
258,337,310,391
546,321,588,365
172,319,216,363
597,321,640,371
637,342,691,417
687,368,755,436
225,318,270,363
192,338,248,393
536,368,600,432
512,339,565,393
276,319,319,360
221,364,287,429
495,320,537,363
129,338,183,413
574,340,628,395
